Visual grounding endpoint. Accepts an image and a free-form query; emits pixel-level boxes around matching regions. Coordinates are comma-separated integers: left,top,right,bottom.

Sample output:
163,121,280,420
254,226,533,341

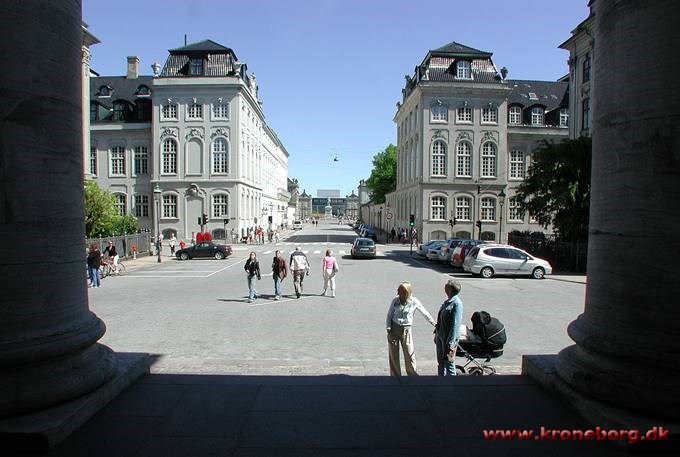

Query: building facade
88,40,289,241
387,42,569,242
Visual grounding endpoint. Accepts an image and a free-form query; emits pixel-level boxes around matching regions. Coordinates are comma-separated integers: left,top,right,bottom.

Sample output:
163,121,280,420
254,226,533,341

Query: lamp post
153,183,162,263
379,205,383,243
498,188,506,243
386,202,391,242
476,185,482,240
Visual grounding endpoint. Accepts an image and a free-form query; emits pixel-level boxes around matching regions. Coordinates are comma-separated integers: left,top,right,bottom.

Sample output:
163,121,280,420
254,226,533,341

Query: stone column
0,0,117,418
556,0,680,418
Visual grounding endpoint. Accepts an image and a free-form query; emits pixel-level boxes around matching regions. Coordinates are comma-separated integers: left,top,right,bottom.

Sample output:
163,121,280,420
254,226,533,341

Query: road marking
206,258,248,276
264,250,273,254
314,250,321,254
302,250,309,254
339,250,346,255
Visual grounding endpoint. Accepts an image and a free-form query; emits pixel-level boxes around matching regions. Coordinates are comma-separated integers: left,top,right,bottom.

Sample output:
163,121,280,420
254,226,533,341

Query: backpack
471,311,507,347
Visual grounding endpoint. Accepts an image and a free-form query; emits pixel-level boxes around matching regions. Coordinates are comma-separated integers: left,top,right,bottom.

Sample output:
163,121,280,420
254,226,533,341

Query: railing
85,234,153,259
507,233,587,273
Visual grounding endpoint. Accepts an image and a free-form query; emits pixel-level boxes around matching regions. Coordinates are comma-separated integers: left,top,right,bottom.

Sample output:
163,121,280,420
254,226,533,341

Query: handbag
332,260,339,273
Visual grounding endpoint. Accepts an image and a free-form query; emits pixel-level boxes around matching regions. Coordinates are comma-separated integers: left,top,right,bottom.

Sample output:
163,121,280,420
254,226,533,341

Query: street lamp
379,205,383,243
498,188,506,243
153,183,162,263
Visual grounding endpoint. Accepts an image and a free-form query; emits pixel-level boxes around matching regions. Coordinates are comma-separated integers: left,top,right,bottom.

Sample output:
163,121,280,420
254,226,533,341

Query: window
97,85,111,97
456,142,472,177
431,104,447,122
583,54,591,82
161,103,177,120
481,142,497,178
212,194,229,218
508,197,523,222
114,194,126,216
456,61,471,79
431,196,446,220
133,146,148,175
482,107,498,123
162,194,178,218
113,101,126,121
134,195,149,218
509,150,525,179
559,108,569,127
212,101,229,119
90,102,99,121
190,58,204,76
455,196,471,221
531,107,544,125
162,140,177,174
582,98,590,130
212,138,229,174
136,85,150,96
136,100,151,121
110,146,125,175
89,147,97,176
509,106,522,125
456,106,472,123
431,141,447,176
481,197,496,221
188,102,203,119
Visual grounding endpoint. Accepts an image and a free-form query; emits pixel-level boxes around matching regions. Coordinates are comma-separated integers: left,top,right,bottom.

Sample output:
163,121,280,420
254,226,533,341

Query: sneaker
296,292,301,298
247,299,253,303
275,295,281,300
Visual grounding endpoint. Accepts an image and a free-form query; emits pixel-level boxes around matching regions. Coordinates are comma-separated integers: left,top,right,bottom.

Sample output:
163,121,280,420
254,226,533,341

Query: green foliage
365,144,397,204
84,181,139,237
515,137,592,242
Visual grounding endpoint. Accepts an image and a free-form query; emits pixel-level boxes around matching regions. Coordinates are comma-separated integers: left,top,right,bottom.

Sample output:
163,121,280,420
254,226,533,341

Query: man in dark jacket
434,279,464,376
271,250,287,300
87,244,102,288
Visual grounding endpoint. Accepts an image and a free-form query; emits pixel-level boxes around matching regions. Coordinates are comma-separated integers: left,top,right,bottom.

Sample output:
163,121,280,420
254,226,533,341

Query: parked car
415,240,447,257
351,237,376,258
175,241,233,260
437,238,465,263
292,220,303,230
426,244,446,261
449,240,487,267
463,244,552,279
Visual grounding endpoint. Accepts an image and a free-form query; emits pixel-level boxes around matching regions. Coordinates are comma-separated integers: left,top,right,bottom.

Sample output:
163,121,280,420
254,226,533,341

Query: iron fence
507,233,587,273
85,234,153,259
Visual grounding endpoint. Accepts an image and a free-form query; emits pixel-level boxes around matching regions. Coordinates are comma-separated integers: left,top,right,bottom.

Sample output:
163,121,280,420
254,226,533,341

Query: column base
523,354,679,452
0,352,151,452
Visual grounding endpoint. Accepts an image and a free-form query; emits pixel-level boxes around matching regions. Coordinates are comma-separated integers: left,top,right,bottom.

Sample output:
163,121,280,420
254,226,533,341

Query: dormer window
190,58,204,76
559,108,569,127
456,61,472,79
112,101,126,121
509,106,522,125
531,107,544,126
135,85,150,96
97,85,111,97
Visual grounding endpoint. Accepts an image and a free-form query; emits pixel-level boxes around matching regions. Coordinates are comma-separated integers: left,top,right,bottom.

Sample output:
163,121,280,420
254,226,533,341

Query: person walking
87,244,102,288
179,239,187,251
271,250,287,300
289,246,310,298
385,282,436,377
244,251,261,303
321,249,339,297
169,234,177,255
390,227,396,243
434,279,464,376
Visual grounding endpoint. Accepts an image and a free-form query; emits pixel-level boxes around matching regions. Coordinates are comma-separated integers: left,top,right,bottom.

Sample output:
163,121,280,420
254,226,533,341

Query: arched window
431,141,447,176
212,138,229,174
456,61,471,79
135,85,150,96
481,197,496,221
430,196,446,220
456,142,472,177
114,194,126,216
430,230,447,240
162,139,177,174
97,85,111,97
212,194,229,218
481,142,497,178
455,196,472,221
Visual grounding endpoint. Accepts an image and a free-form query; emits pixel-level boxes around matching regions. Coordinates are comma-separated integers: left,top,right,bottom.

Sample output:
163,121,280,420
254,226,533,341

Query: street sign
386,212,393,220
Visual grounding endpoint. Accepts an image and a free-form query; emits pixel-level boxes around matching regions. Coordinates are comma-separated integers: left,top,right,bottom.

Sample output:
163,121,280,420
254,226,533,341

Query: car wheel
480,266,494,279
532,267,545,279
214,251,225,260
179,252,189,260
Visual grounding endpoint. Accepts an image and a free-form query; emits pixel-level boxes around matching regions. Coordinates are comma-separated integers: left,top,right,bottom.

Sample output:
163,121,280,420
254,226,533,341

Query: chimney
126,56,139,79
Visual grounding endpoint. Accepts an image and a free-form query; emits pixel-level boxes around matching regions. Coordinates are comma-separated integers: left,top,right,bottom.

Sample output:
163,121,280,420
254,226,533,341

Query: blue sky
84,0,589,197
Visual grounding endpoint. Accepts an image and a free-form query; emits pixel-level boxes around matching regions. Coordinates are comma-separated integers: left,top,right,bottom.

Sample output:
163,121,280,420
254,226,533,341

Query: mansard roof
506,79,569,111
169,39,236,56
90,75,154,108
161,39,239,77
429,41,492,58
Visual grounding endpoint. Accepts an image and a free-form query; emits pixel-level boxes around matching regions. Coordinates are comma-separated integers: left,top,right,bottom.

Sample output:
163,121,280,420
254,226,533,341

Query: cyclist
103,241,119,275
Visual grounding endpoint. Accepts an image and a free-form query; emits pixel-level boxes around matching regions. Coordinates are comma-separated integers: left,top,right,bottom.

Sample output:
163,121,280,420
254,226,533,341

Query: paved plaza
88,221,586,376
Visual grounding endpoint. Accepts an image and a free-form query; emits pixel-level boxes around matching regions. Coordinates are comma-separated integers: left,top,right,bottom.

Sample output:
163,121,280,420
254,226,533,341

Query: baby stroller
455,311,507,375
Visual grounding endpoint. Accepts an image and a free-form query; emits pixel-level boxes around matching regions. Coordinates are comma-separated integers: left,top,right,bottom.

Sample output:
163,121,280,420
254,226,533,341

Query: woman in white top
321,249,338,297
385,282,436,376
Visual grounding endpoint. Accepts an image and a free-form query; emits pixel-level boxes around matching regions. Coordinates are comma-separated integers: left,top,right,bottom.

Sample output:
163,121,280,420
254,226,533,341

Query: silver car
415,240,446,257
463,244,553,279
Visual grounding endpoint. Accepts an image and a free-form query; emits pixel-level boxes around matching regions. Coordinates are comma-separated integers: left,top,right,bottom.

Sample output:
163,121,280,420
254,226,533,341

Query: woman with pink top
321,249,339,297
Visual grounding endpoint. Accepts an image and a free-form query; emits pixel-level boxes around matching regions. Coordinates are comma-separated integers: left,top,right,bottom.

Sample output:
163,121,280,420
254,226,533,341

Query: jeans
293,270,305,295
435,338,457,376
274,276,282,297
247,275,258,299
88,266,100,287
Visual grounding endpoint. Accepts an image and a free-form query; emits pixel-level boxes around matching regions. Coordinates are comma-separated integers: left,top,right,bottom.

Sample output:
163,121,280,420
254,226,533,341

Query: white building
88,40,289,241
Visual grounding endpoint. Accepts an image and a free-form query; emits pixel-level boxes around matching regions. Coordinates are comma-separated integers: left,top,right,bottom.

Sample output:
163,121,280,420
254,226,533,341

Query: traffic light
202,213,208,225
409,214,415,227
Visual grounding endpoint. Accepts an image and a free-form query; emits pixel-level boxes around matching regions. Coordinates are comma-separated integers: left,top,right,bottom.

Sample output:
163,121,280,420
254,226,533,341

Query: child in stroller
455,311,507,375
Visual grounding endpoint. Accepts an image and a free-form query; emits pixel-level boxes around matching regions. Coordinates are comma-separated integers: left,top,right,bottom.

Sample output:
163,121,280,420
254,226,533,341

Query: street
89,220,586,375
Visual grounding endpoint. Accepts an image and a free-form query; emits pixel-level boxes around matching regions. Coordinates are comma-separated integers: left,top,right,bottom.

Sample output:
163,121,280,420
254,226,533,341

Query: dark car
351,237,376,258
176,241,233,260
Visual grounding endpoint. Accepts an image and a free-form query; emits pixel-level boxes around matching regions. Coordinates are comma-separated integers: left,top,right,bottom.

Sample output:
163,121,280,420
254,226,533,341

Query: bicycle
100,258,126,278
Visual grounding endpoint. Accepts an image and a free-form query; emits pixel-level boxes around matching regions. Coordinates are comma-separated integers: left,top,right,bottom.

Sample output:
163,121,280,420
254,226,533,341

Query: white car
292,220,303,230
463,244,553,279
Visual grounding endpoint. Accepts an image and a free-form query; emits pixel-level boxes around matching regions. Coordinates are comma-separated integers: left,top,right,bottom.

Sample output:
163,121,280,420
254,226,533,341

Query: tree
113,214,139,236
365,144,397,204
514,137,591,242
84,181,117,237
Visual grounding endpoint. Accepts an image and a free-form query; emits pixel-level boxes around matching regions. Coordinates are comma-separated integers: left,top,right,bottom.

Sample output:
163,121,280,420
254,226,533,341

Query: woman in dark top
244,251,261,303
271,250,287,300
87,244,102,288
